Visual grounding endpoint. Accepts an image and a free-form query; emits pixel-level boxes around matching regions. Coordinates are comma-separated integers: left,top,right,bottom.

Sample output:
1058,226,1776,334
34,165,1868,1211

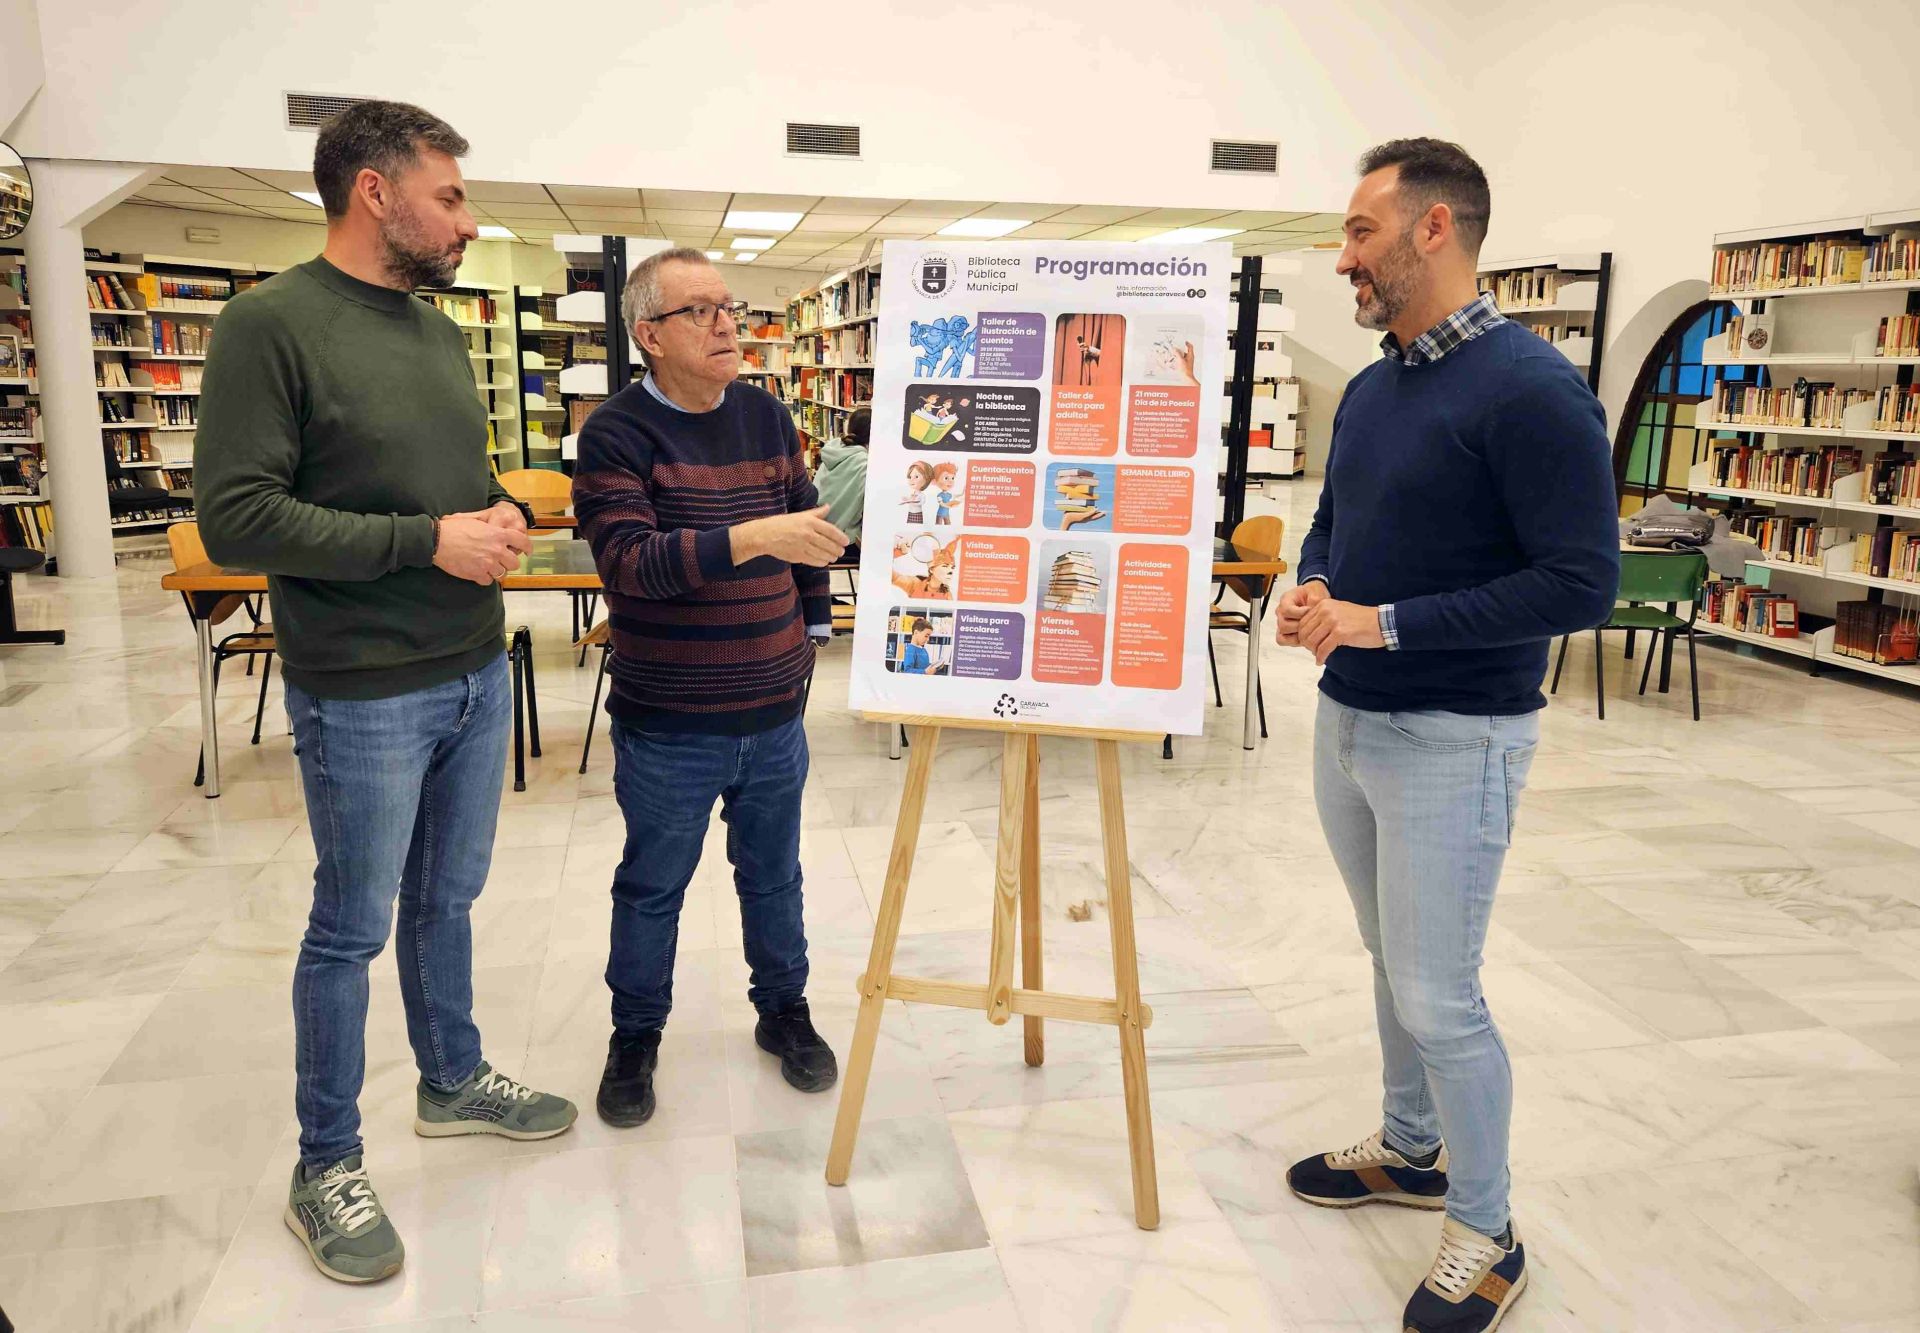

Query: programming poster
849,240,1230,734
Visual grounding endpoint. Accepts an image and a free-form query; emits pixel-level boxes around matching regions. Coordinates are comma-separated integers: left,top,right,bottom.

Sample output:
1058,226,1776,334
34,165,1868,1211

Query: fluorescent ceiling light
730,236,776,251
723,209,803,232
289,190,325,208
705,250,725,261
1141,226,1243,244
477,225,516,239
937,217,1031,239
731,252,758,263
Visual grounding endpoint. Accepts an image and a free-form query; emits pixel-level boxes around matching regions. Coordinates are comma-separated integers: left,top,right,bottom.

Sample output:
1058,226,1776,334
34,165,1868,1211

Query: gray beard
1352,229,1421,330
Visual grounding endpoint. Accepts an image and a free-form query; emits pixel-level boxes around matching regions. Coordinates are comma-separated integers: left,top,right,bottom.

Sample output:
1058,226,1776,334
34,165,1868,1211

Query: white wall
1277,249,1379,474
0,0,41,133
10,0,1464,214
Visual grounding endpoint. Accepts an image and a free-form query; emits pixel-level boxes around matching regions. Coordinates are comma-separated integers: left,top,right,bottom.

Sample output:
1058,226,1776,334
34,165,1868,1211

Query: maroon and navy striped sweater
573,379,831,735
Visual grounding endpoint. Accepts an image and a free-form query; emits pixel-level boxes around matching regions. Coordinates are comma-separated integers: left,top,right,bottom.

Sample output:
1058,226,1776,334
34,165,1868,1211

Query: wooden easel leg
1095,739,1160,1230
985,732,1030,1026
826,725,942,1185
1020,732,1044,1066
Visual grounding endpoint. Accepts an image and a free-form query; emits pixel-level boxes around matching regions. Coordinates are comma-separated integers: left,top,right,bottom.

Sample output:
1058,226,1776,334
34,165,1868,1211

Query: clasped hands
1272,579,1385,664
433,501,533,586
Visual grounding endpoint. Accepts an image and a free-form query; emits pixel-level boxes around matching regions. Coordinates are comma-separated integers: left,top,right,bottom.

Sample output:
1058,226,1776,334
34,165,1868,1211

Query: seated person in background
813,406,869,560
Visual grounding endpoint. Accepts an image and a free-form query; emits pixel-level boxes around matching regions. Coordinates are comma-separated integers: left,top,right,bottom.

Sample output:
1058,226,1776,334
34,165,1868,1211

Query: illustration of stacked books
1054,468,1105,529
1042,550,1102,612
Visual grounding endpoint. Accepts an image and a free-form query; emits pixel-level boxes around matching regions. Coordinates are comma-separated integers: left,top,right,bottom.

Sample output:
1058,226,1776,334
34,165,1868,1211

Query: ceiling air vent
1211,139,1279,175
285,92,370,131
787,123,861,158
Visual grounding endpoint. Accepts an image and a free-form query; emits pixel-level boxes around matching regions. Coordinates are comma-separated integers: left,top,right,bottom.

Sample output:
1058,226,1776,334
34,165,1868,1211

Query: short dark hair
847,407,872,447
1356,137,1490,256
312,101,469,219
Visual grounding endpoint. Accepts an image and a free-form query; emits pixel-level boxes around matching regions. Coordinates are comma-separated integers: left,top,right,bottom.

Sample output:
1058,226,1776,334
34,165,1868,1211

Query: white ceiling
130,169,1345,270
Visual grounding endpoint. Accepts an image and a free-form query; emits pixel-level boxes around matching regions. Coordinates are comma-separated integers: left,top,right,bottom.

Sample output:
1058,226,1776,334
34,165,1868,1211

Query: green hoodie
813,436,868,545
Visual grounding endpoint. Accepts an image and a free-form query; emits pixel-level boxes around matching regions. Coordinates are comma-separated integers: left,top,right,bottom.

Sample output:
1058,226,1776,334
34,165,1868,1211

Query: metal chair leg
1593,628,1606,721
1638,632,1659,696
1256,674,1267,739
520,627,542,757
195,654,225,787
511,636,527,793
1207,634,1222,707
251,653,273,745
1687,629,1701,722
579,645,611,774
1550,636,1568,694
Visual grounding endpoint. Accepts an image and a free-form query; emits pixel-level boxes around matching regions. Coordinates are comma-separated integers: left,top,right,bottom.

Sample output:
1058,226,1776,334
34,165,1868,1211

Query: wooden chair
501,468,598,662
1208,515,1285,739
168,522,278,786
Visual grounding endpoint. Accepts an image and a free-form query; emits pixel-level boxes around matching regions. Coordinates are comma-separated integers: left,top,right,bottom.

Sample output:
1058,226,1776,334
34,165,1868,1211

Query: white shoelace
1325,1130,1389,1168
474,1069,537,1103
316,1165,380,1233
1428,1225,1502,1298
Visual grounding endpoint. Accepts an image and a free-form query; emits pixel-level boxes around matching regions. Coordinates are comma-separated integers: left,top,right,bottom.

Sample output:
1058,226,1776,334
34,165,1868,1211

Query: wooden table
161,542,600,796
529,504,576,530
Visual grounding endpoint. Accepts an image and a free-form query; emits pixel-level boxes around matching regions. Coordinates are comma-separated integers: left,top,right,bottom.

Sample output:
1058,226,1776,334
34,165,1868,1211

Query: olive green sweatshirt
194,257,519,699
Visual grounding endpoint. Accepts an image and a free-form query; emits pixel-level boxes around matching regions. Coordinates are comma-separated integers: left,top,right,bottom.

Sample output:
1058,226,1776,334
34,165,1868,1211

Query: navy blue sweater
1299,321,1619,714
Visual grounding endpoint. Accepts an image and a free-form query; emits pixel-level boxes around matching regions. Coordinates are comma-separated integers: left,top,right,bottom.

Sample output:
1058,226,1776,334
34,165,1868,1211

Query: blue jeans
607,715,810,1034
1312,694,1538,1236
285,653,511,1169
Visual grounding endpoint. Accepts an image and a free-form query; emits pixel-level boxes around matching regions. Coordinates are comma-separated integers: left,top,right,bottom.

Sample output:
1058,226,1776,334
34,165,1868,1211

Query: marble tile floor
1,485,1918,1331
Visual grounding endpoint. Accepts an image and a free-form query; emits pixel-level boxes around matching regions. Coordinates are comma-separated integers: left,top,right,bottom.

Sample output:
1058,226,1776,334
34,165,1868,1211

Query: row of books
91,324,142,349
110,498,194,528
1835,599,1919,665
793,324,872,365
0,501,51,552
1478,267,1566,309
1849,526,1920,583
94,362,205,391
1703,578,1801,637
1706,442,1862,496
153,274,232,304
97,362,132,388
741,346,792,374
0,264,26,305
107,434,156,467
150,318,211,356
796,367,873,410
1709,382,1872,428
1876,315,1920,359
1872,385,1920,434
1711,238,1864,293
421,294,499,324
149,398,199,427
0,397,38,441
1725,511,1835,565
1534,323,1591,347
1863,233,1920,284
1870,450,1920,507
87,273,141,311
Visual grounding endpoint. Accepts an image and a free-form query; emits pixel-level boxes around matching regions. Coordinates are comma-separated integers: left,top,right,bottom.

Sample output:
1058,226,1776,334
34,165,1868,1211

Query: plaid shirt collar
1379,292,1506,367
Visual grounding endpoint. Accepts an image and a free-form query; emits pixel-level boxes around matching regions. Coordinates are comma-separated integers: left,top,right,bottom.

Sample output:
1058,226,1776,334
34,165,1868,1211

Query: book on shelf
1873,385,1919,434
421,293,498,323
151,318,211,356
1876,315,1920,359
1721,311,1777,356
1477,267,1564,308
1710,381,1871,429
1702,578,1802,638
149,273,231,306
1712,236,1865,293
96,361,131,388
1706,441,1863,496
1724,511,1844,564
1864,231,1920,284
1868,448,1920,506
129,361,203,391
1834,599,1918,665
0,398,38,441
149,397,199,427
1851,526,1920,582
0,501,52,553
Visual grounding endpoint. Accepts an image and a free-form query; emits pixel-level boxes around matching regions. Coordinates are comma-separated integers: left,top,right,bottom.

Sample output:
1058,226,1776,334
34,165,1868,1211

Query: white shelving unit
1476,252,1612,389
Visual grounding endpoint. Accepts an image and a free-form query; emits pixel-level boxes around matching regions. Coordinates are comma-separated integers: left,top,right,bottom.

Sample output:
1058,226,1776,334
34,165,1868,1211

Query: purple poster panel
975,312,1046,378
953,610,1026,679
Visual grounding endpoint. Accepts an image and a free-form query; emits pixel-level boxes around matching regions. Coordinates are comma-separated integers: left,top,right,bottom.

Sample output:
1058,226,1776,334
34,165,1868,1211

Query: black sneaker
754,1000,838,1093
1403,1217,1527,1332
1286,1128,1449,1211
596,1029,660,1127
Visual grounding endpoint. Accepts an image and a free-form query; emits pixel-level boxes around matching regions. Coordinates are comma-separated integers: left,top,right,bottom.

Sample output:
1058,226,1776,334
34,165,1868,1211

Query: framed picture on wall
0,331,18,377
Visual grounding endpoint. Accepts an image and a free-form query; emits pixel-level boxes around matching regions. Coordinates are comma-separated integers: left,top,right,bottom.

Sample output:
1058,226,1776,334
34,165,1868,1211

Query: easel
825,712,1162,1230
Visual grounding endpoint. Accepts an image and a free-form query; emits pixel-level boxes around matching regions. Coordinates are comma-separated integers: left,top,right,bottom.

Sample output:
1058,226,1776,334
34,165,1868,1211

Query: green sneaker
413,1061,578,1141
283,1154,404,1284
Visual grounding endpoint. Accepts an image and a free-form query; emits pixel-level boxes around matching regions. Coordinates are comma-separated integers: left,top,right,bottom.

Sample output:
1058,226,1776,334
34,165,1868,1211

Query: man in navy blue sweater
1274,139,1618,1333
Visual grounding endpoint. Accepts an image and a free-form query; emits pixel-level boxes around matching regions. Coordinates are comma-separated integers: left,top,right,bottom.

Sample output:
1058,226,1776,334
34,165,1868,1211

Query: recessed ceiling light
477,225,516,239
723,210,803,232
289,190,325,208
1141,226,1244,244
705,250,725,261
732,252,758,263
937,218,1031,239
730,236,777,251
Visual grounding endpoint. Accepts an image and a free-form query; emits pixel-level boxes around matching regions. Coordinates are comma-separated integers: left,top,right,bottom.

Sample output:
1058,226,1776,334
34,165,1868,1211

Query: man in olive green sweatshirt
195,101,575,1286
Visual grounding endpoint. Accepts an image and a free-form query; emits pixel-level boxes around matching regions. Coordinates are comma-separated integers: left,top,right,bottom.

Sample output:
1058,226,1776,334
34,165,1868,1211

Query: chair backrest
1225,514,1285,605
168,521,247,627
1617,550,1707,605
496,468,573,504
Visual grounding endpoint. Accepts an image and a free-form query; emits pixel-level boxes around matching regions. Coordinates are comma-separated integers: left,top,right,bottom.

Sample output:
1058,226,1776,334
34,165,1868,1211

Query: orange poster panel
1111,543,1188,690
1048,313,1125,456
1031,612,1105,684
956,536,1030,604
964,461,1037,527
1112,467,1194,536
1125,385,1201,457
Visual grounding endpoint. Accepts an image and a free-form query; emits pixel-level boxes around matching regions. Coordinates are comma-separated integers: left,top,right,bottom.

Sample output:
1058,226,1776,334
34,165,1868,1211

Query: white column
19,158,160,578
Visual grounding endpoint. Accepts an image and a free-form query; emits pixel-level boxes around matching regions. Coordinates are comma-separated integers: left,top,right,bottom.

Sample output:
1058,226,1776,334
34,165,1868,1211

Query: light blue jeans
1312,693,1539,1236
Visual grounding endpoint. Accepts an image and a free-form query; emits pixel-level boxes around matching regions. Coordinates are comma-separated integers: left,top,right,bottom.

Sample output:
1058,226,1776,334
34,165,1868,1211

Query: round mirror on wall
0,145,31,240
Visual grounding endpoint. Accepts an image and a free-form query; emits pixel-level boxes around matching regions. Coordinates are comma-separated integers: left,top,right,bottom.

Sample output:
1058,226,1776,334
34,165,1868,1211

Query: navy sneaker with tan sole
1286,1128,1449,1211
1403,1216,1528,1332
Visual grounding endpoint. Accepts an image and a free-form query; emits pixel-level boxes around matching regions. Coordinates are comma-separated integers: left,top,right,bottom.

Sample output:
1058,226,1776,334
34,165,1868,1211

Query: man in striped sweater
573,248,849,1128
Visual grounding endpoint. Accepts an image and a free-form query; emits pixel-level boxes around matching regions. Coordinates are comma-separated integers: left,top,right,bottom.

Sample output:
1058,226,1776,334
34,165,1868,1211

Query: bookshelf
1476,253,1612,391
1226,275,1305,481
417,281,519,465
1680,207,1920,688
0,250,43,516
787,259,881,456
516,261,612,470
0,168,29,238
736,303,793,403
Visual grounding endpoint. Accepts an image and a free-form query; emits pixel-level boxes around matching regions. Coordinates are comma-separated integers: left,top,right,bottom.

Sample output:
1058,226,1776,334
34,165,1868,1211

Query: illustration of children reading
897,618,947,675
907,392,965,446
902,460,934,523
931,461,963,525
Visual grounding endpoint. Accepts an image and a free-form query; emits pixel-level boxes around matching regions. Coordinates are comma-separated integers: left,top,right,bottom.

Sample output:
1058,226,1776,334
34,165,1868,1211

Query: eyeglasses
643,299,749,329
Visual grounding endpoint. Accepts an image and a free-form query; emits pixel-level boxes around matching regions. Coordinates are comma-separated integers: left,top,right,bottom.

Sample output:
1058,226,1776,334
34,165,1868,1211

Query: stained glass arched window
1613,301,1769,509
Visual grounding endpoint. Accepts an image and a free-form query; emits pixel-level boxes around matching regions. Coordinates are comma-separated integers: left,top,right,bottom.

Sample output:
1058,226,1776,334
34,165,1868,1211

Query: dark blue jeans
285,653,510,1169
607,714,810,1034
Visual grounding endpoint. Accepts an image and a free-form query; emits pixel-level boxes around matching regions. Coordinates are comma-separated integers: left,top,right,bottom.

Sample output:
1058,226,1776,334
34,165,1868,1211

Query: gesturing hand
736,505,849,568
433,513,533,586
1298,598,1386,665
1274,579,1330,647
